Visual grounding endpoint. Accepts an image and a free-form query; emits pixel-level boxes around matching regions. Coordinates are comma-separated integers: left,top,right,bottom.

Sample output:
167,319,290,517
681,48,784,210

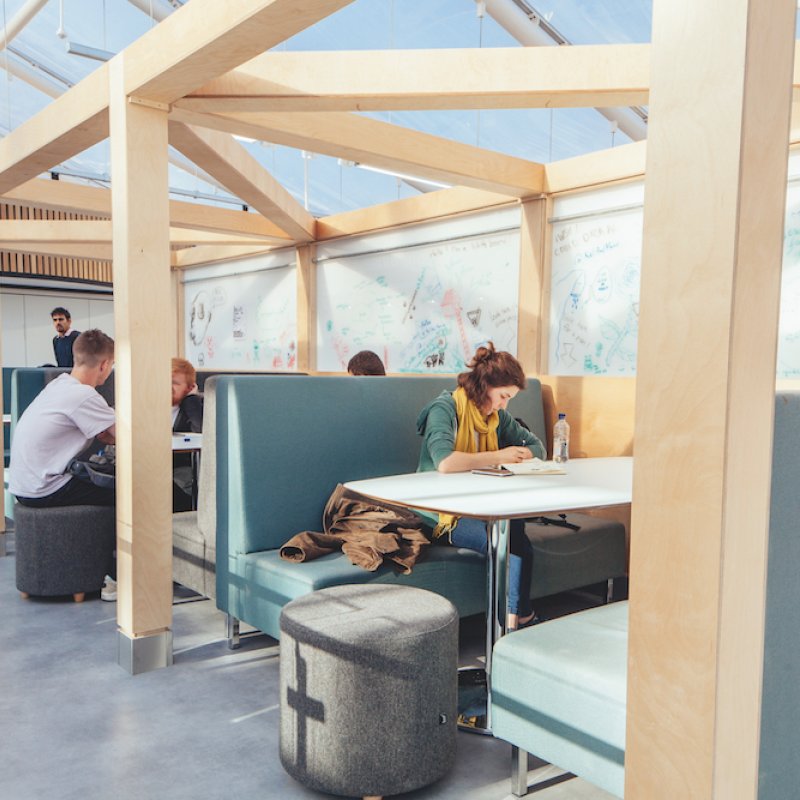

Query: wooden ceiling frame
178,44,651,113
167,121,315,241
8,7,795,264
168,107,546,198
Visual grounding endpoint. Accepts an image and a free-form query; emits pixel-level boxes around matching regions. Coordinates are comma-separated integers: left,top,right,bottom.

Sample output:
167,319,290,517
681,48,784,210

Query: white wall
1,287,114,366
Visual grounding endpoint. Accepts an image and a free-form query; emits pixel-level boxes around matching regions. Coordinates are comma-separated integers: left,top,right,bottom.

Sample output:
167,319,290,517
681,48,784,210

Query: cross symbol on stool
286,641,325,771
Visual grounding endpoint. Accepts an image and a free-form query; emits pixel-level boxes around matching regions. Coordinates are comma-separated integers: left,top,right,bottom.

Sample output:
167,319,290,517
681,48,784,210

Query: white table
172,433,203,508
345,456,633,733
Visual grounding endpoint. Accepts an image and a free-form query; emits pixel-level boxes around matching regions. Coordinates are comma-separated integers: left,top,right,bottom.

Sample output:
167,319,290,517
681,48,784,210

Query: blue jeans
449,516,533,616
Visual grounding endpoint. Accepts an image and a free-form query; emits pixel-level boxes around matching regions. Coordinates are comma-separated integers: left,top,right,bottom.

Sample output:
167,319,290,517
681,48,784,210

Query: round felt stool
279,584,458,800
15,502,115,602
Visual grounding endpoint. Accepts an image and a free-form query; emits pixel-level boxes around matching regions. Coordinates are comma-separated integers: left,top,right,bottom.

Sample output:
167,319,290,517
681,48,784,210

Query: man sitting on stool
171,357,203,512
10,329,117,599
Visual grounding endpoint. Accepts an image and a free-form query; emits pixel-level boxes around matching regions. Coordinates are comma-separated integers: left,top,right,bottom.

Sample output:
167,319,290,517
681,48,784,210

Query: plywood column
295,243,316,372
109,56,174,674
627,1,795,798
517,198,545,375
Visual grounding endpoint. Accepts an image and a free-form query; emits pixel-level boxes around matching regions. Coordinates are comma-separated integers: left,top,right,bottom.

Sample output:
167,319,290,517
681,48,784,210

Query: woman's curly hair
457,342,526,410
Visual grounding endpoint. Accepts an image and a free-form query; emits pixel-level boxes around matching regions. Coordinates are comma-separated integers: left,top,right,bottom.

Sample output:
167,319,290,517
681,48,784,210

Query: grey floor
0,530,614,800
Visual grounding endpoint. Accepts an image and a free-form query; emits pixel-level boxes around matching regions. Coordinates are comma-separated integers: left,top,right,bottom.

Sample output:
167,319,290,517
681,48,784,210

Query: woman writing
416,343,546,630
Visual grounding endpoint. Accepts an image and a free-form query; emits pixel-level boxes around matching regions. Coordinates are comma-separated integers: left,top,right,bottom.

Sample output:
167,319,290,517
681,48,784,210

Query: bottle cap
558,413,566,419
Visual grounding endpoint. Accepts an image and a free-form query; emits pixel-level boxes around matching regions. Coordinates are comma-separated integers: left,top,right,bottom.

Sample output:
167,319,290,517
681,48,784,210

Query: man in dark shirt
51,307,81,368
172,357,204,512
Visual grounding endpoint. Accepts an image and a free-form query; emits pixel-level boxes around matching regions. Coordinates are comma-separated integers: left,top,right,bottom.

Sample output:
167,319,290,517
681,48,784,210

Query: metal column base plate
457,667,491,735
117,628,173,675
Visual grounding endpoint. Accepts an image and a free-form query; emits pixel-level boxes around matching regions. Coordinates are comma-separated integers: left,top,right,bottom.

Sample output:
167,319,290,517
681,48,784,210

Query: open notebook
498,458,566,475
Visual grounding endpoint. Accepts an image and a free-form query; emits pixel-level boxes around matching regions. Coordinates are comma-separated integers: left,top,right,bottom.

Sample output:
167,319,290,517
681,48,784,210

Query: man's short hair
51,306,71,320
171,357,197,386
73,329,114,367
347,350,386,376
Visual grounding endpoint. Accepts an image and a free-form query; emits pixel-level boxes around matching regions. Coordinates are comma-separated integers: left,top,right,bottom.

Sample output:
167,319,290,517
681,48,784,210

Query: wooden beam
1,178,292,239
544,140,647,194
179,45,650,112
168,121,315,240
0,219,277,247
626,0,795,797
0,65,109,195
170,107,545,198
317,186,515,239
171,243,279,269
124,0,355,104
0,241,113,261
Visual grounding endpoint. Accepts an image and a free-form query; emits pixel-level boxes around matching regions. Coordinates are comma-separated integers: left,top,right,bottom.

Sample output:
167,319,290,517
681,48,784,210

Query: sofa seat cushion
526,513,627,599
228,544,487,640
491,601,628,798
173,511,216,599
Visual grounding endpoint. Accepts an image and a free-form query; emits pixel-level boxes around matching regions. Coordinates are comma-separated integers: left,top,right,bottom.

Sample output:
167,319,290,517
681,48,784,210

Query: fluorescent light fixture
233,134,257,144
65,41,114,62
355,163,451,189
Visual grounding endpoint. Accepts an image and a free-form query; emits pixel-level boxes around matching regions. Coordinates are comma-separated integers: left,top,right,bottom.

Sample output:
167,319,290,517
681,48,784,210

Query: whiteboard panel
777,181,800,377
183,264,297,370
548,206,643,376
316,226,521,373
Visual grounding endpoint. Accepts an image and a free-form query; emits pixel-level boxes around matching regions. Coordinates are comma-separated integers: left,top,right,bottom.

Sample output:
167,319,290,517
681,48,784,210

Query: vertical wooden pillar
109,56,174,674
295,243,316,373
517,198,546,375
627,1,795,798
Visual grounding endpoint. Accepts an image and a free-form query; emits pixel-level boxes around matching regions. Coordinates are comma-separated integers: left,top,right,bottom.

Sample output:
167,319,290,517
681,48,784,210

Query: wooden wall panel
539,374,636,459
0,200,112,284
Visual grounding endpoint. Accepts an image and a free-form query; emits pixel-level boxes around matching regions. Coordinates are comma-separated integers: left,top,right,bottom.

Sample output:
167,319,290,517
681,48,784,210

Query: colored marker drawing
184,262,298,370
316,228,521,372
549,207,643,376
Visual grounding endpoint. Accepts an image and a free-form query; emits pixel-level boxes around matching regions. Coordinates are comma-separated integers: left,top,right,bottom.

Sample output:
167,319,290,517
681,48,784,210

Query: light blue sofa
209,374,627,645
490,390,800,799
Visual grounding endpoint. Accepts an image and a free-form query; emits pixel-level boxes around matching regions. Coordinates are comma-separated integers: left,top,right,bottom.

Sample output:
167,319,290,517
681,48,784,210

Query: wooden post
517,198,545,375
295,243,316,373
626,1,795,797
109,56,174,674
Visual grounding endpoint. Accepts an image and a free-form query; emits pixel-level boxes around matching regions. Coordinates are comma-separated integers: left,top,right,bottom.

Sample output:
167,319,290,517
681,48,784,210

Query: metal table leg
457,517,510,735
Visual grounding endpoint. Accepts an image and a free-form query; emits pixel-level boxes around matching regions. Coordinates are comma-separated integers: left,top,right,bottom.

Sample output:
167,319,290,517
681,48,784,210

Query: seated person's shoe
101,576,117,602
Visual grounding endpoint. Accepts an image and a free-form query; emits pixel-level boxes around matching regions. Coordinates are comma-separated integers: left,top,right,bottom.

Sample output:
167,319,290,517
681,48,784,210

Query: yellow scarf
433,386,500,538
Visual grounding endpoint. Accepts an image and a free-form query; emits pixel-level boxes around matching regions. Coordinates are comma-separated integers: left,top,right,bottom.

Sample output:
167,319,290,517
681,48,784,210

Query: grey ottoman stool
279,584,458,799
15,503,116,603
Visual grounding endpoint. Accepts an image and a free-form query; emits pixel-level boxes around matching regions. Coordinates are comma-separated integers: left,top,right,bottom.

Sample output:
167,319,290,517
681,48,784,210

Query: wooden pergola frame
0,1,796,796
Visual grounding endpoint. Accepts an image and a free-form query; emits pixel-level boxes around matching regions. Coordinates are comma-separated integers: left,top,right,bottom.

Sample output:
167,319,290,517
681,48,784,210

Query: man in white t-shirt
10,329,116,508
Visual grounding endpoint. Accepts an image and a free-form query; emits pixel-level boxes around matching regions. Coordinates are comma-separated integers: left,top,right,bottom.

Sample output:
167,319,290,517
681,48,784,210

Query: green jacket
416,390,546,472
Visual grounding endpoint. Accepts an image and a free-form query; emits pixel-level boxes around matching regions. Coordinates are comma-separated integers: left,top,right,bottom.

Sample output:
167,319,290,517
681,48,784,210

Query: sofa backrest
195,369,303,393
211,374,547,563
10,368,115,439
759,391,800,797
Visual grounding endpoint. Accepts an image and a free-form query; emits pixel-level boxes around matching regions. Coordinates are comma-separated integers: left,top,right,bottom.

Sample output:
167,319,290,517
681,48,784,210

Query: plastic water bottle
553,413,570,463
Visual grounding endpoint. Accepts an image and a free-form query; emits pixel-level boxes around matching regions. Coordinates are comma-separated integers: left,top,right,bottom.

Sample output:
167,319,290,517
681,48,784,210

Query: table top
171,432,203,452
344,457,632,521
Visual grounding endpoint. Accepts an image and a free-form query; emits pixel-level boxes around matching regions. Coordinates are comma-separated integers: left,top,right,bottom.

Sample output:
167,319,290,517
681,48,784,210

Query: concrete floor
0,536,615,800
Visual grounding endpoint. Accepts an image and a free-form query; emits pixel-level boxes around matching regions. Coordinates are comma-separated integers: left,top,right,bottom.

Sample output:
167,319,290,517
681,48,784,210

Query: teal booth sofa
207,374,627,645
489,390,800,799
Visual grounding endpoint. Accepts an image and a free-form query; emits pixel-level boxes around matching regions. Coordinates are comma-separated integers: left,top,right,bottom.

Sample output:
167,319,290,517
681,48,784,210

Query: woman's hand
497,445,533,463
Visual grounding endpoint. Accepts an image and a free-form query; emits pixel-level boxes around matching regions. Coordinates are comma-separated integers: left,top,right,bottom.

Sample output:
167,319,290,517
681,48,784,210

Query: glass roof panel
0,0,655,216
